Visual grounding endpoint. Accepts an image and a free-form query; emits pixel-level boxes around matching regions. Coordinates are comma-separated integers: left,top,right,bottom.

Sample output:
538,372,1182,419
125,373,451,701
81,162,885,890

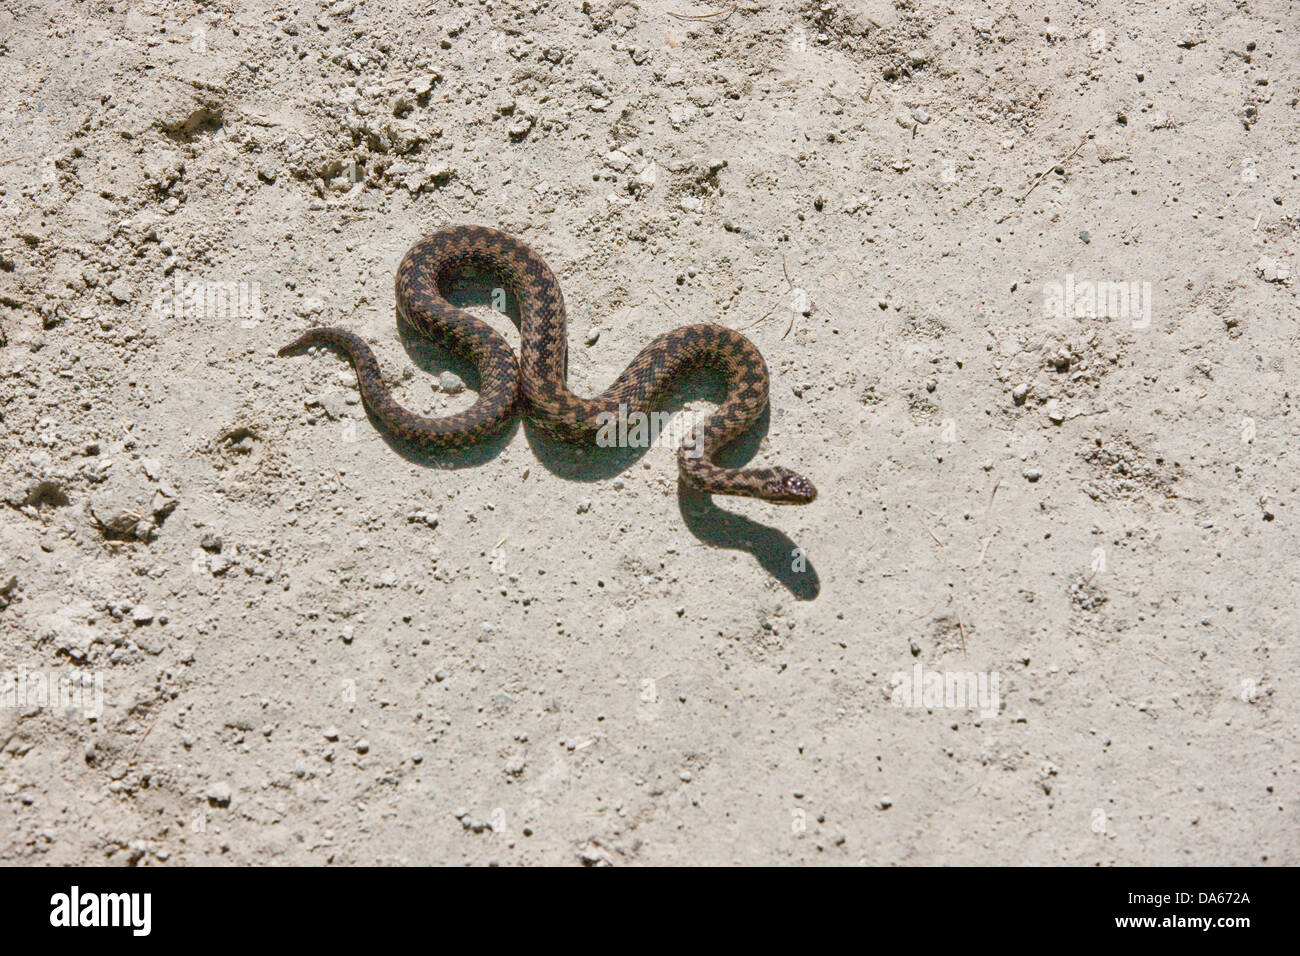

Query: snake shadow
676,478,821,602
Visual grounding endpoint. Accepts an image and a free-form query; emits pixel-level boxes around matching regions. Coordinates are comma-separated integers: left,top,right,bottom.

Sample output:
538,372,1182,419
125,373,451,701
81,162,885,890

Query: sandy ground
0,0,1295,866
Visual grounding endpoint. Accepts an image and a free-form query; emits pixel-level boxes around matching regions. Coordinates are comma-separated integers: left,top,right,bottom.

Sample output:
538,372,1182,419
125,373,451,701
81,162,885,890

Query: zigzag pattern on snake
278,225,816,504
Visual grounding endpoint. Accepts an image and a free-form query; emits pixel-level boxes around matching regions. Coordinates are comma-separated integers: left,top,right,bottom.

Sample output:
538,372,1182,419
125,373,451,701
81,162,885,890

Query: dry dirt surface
0,0,1295,866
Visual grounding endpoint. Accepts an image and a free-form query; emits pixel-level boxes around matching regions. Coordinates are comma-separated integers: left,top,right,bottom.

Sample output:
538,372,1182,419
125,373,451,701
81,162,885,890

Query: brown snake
279,225,816,504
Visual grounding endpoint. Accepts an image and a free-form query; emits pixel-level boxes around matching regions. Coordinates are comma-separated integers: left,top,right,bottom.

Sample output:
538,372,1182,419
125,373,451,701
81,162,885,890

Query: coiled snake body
279,226,816,504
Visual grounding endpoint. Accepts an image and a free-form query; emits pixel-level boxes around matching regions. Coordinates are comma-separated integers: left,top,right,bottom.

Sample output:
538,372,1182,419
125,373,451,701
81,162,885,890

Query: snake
278,225,816,504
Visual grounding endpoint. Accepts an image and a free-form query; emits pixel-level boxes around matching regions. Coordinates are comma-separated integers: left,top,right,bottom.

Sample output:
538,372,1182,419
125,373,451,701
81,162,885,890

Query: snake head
772,468,817,504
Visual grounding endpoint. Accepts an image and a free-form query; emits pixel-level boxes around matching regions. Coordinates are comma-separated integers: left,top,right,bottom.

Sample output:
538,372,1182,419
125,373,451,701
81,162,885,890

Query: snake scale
279,225,816,504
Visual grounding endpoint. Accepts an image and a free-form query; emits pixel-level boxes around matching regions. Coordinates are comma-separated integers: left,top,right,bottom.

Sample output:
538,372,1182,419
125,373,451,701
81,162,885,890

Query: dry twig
1019,132,1091,202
